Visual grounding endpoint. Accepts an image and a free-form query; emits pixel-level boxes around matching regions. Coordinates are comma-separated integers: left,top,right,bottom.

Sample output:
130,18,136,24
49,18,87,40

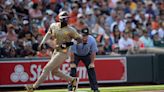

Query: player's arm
39,28,52,48
70,27,82,44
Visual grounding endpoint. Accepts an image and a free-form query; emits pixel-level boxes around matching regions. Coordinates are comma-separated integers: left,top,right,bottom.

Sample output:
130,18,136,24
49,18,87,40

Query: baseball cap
77,13,83,18
22,16,29,25
7,24,16,29
85,9,93,15
81,28,89,35
125,13,132,18
151,30,158,36
23,20,29,25
46,9,54,15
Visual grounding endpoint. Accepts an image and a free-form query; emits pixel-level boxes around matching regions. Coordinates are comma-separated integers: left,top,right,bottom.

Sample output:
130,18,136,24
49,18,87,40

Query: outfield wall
0,54,164,87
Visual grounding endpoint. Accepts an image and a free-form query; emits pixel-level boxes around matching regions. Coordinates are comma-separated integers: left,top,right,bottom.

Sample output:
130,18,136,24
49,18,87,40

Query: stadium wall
0,54,164,87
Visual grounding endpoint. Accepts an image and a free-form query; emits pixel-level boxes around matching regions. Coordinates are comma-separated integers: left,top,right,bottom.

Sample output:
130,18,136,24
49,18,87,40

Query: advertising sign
0,57,127,87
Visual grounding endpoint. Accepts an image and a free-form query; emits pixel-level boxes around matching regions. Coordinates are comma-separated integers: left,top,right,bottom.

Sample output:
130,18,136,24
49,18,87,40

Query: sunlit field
16,85,164,92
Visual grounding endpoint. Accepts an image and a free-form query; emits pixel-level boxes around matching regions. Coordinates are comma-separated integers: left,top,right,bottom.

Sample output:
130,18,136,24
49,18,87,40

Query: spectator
43,9,56,25
48,0,62,14
73,13,88,33
0,40,12,58
20,41,36,57
145,1,155,17
125,21,134,38
105,9,117,29
0,0,163,57
92,16,108,46
36,44,50,57
110,44,121,56
29,3,43,20
12,0,29,16
24,32,36,44
151,30,164,47
127,31,145,54
18,18,31,39
104,24,121,53
0,29,7,42
133,31,145,48
118,30,134,54
158,22,164,39
124,1,131,14
111,24,121,44
6,24,17,42
139,30,154,47
14,38,24,57
111,15,125,33
0,16,7,33
96,44,106,55
69,2,79,26
85,9,96,30
8,47,17,58
79,0,90,14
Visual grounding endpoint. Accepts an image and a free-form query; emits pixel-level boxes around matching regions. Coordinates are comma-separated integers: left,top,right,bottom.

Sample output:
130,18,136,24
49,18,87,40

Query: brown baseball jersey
48,23,81,52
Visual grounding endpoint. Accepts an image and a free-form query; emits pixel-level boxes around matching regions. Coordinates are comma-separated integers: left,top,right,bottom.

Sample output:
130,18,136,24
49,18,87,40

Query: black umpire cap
81,28,89,36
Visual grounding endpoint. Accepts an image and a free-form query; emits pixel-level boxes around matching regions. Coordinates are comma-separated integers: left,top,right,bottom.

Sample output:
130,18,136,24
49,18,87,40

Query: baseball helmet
59,11,69,19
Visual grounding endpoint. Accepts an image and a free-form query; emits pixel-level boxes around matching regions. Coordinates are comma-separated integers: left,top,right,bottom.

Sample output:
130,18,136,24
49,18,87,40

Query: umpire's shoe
25,84,35,92
92,90,100,92
68,77,79,92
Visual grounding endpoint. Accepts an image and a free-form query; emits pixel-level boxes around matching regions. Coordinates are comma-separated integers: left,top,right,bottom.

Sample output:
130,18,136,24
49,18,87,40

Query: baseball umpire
68,28,100,92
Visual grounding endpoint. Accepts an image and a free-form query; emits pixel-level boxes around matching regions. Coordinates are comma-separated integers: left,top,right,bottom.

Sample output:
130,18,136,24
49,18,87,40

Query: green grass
24,85,164,92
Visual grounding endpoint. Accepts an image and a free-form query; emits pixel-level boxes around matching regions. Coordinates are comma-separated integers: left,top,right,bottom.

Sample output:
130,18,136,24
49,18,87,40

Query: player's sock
25,84,35,92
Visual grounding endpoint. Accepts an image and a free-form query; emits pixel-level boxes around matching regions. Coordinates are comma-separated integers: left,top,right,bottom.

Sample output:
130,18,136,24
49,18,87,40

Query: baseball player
68,28,100,92
25,11,82,92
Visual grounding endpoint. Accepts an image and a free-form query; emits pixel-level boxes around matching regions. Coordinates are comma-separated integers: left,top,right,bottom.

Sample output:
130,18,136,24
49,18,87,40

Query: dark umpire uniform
69,28,100,92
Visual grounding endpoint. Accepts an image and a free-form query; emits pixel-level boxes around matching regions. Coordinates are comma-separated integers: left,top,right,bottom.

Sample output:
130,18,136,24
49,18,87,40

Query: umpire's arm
90,36,99,65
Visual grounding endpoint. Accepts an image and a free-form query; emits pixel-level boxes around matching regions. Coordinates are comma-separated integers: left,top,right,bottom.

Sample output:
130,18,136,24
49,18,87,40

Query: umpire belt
74,53,90,57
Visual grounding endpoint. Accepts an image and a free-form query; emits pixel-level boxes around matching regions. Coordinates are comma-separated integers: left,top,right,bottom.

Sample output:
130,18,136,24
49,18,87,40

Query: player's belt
55,47,67,53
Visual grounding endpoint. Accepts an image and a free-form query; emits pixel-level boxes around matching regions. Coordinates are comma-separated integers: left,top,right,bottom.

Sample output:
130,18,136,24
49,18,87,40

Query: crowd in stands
0,0,163,58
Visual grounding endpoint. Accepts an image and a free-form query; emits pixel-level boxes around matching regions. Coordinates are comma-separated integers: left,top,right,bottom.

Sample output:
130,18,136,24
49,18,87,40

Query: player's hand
70,62,76,68
61,43,67,49
88,63,95,68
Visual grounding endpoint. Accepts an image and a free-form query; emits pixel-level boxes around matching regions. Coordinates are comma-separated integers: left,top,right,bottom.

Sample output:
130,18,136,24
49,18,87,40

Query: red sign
0,57,127,87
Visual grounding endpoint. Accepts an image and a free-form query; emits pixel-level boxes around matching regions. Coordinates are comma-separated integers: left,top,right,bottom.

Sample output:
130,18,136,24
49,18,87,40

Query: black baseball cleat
69,77,79,92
